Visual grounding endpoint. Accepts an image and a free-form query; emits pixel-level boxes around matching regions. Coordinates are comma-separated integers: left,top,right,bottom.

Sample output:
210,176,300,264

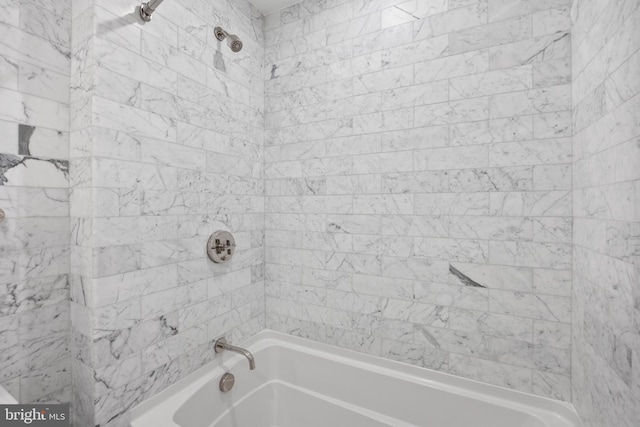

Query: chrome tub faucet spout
215,338,255,370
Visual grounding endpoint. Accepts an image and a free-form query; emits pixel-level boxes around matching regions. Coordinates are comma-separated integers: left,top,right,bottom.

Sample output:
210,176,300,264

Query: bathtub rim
130,329,582,427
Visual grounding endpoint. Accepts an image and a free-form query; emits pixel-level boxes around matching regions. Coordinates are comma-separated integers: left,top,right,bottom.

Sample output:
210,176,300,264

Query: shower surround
264,0,574,401
571,0,640,426
68,0,265,425
0,0,638,426
0,0,72,407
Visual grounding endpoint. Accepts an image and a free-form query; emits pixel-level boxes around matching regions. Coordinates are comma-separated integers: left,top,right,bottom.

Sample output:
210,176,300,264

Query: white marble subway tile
352,21,413,56
533,164,571,190
95,38,177,94
350,273,412,299
141,325,207,373
0,217,69,251
415,97,490,126
487,0,570,23
414,49,488,84
17,125,69,160
533,319,571,348
327,12,380,45
0,56,19,90
414,145,488,171
449,14,532,54
93,244,141,277
414,237,489,263
490,84,571,118
533,111,571,138
0,22,70,74
20,359,70,404
92,264,178,308
92,97,177,143
489,138,572,167
490,289,571,323
0,119,18,154
532,370,571,401
0,88,69,131
1,157,68,192
381,0,448,29
490,191,571,217
382,80,448,110
447,215,533,240
0,0,19,27
448,353,532,392
380,256,449,282
533,217,572,243
381,125,449,151
414,1,488,41
532,268,571,297
488,336,570,375
449,261,533,291
380,338,449,370
353,64,413,94
0,275,68,316
533,6,571,37
449,65,533,100
141,138,205,171
18,62,69,103
489,32,570,70
382,171,449,194
448,167,533,192
381,34,449,69
489,241,572,269
415,193,490,216
414,282,489,311
533,57,571,88
325,174,381,194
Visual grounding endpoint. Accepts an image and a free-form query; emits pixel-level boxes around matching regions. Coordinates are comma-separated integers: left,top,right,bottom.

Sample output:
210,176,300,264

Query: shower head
215,27,243,53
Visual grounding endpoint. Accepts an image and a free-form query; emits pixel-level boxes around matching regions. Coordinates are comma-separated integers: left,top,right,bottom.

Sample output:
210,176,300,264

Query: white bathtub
130,330,582,427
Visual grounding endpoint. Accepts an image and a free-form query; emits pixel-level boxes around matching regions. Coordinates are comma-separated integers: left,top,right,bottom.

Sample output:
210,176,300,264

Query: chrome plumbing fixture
219,372,235,392
138,0,164,22
206,230,236,263
215,337,255,370
214,27,243,52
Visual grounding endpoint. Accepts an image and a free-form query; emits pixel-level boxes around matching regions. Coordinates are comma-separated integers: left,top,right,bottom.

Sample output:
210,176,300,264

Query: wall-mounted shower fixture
138,0,164,22
214,27,243,52
207,230,236,263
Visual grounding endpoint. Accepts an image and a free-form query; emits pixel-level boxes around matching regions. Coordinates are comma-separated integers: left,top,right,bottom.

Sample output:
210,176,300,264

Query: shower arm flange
139,0,164,22
139,4,153,21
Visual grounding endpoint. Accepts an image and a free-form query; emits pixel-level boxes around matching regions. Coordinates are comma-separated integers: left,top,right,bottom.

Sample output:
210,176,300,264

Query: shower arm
139,0,164,22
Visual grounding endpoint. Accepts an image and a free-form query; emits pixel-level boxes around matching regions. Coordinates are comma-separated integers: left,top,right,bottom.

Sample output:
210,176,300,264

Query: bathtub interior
131,332,581,427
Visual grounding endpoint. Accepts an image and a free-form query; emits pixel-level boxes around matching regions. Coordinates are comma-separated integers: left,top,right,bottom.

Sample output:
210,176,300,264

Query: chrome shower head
215,27,243,53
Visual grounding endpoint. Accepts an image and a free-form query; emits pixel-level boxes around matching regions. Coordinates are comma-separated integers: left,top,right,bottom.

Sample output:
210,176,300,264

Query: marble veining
265,0,573,401
448,265,487,288
571,0,640,426
0,0,71,408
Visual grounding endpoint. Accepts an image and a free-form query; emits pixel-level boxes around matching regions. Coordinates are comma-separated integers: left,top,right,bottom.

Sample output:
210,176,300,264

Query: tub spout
215,338,255,370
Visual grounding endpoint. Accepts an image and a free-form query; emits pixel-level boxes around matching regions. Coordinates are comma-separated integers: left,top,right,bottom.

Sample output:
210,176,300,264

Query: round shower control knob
207,230,236,263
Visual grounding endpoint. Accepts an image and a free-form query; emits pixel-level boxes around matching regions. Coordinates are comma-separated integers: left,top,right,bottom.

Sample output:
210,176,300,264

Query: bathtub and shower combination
131,331,582,427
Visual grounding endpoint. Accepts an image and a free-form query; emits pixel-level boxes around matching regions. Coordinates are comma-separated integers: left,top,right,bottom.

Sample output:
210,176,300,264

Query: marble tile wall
0,0,72,406
263,0,574,399
571,0,640,426
68,0,265,425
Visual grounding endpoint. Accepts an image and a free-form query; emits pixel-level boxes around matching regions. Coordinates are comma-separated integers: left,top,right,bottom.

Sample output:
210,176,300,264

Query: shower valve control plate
207,230,236,263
